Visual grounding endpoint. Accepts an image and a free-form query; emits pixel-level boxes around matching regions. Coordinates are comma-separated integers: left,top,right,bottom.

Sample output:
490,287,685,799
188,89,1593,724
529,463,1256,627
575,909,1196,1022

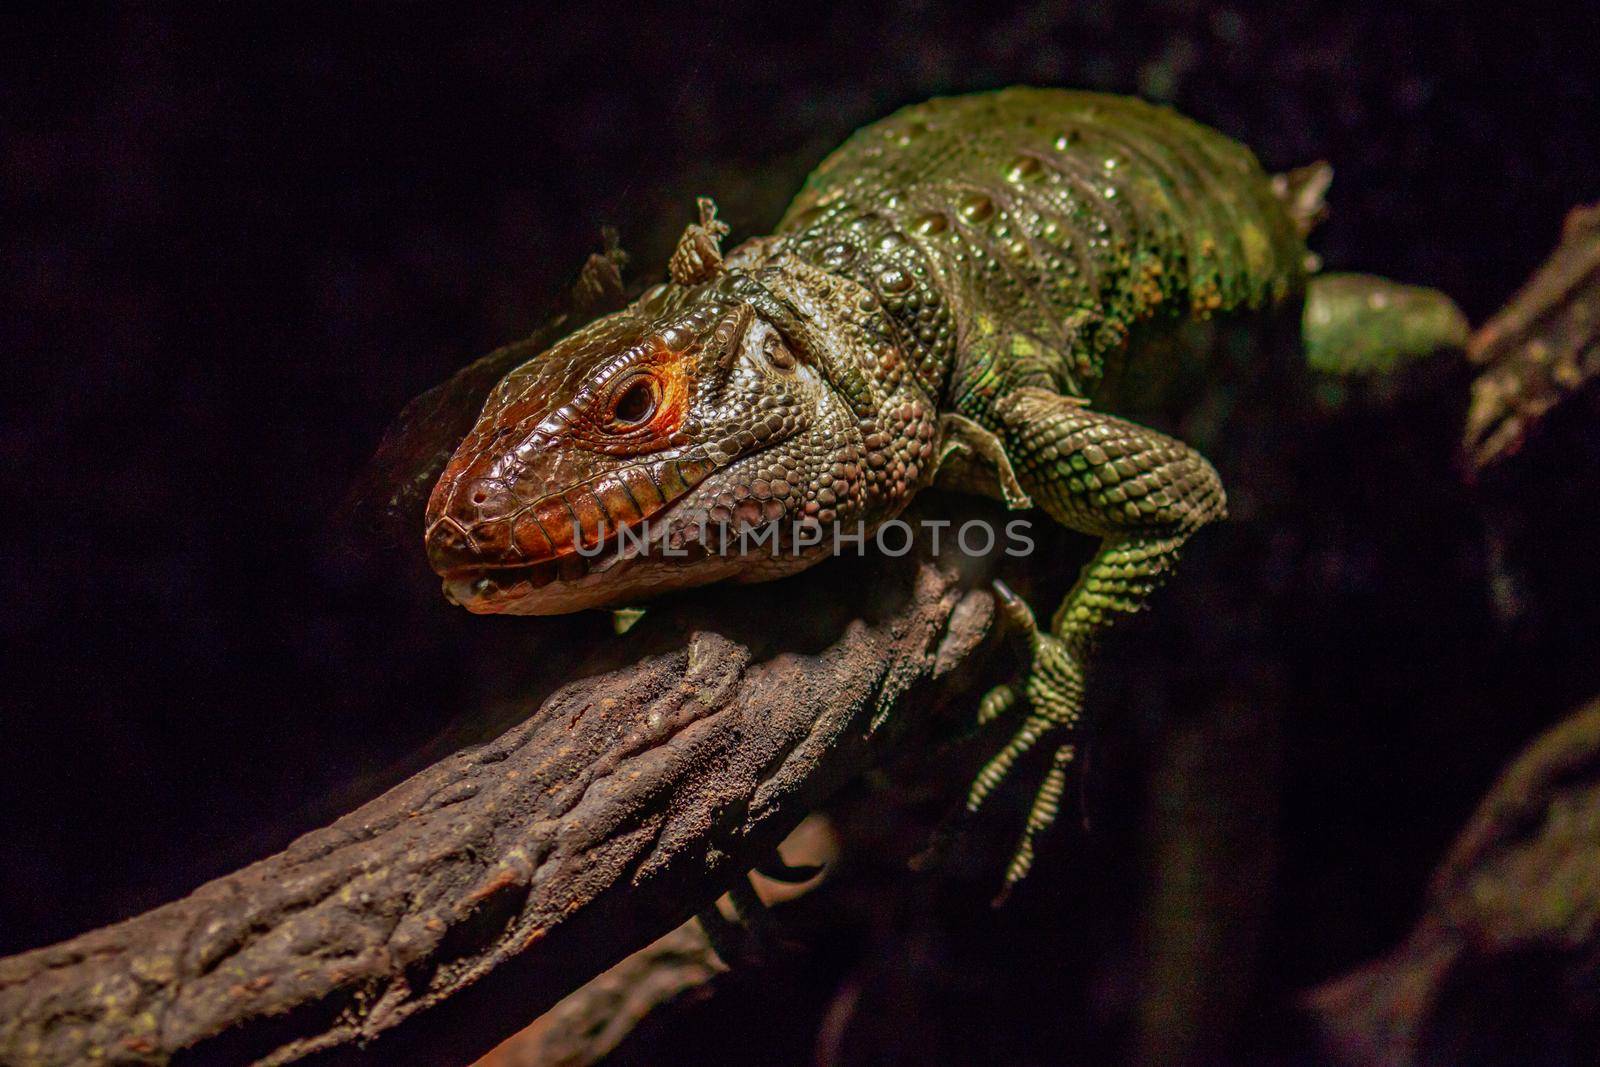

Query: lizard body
423,88,1464,888
777,88,1306,416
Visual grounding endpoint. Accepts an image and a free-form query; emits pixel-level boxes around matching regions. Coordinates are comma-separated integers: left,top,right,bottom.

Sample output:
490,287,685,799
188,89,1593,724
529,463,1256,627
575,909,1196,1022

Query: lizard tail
1302,272,1469,378
1274,161,1470,378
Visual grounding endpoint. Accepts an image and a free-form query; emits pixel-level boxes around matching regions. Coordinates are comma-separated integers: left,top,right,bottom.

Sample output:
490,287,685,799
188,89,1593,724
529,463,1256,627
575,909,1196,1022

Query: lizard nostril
464,480,517,520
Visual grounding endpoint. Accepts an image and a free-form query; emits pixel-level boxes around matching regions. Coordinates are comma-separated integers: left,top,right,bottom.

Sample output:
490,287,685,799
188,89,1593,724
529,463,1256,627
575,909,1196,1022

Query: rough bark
0,508,1002,1067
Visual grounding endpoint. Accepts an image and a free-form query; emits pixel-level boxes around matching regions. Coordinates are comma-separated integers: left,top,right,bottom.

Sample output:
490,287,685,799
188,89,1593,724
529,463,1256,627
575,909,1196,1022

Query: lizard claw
977,683,1019,726
975,580,1033,727
990,578,1036,631
963,580,1087,898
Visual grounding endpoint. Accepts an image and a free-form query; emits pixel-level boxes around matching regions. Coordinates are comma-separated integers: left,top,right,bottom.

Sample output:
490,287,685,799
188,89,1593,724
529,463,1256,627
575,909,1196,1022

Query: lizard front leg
971,386,1226,892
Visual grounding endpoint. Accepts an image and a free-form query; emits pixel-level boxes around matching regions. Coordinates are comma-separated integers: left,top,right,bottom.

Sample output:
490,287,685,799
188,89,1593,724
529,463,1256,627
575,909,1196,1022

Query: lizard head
424,269,884,614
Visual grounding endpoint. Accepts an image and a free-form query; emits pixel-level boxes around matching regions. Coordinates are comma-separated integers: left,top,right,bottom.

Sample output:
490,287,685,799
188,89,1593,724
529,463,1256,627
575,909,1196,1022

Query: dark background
3,1,1598,1062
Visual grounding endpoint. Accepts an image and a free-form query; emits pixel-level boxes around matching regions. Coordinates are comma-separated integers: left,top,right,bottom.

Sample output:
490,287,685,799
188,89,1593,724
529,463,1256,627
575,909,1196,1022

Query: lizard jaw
436,454,833,615
426,450,725,614
438,535,804,615
436,465,754,614
439,532,714,615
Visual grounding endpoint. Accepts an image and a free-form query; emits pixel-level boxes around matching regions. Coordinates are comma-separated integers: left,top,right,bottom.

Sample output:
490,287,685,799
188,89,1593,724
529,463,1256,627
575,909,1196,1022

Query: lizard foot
967,580,1086,901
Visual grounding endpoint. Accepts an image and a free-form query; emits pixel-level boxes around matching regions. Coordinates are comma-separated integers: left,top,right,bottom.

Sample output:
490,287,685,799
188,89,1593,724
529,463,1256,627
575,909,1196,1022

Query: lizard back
773,87,1309,416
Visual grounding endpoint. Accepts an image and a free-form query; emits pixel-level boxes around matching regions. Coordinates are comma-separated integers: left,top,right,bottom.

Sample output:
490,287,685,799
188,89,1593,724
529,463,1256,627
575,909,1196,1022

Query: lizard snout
424,441,526,573
426,435,720,579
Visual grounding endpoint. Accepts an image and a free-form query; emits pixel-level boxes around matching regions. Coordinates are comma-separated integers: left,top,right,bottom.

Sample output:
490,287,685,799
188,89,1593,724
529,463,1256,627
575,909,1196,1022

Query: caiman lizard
421,88,1465,890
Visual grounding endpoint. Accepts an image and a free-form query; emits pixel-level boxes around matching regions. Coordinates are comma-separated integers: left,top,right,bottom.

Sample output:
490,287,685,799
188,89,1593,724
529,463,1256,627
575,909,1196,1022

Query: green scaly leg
968,386,1226,893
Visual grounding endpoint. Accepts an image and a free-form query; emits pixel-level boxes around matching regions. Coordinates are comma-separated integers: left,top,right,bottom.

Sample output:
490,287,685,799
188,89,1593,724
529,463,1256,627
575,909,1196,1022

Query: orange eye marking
603,343,689,439
648,357,689,434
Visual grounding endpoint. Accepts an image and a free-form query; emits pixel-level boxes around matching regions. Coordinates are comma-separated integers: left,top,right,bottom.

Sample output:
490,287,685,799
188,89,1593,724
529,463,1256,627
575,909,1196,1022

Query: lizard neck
721,236,943,526
735,217,957,404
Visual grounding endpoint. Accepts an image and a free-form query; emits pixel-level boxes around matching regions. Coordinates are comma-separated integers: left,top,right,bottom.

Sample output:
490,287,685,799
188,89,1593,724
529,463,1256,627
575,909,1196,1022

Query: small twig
1465,201,1600,469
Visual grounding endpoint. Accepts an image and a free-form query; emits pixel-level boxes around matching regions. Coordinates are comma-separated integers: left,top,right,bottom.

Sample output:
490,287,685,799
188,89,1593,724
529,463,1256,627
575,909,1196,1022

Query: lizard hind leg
969,386,1226,895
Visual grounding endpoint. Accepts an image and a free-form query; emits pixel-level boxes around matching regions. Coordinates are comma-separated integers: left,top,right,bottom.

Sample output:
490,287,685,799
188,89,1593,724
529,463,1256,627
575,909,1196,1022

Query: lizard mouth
441,556,582,609
427,452,724,613
438,532,723,614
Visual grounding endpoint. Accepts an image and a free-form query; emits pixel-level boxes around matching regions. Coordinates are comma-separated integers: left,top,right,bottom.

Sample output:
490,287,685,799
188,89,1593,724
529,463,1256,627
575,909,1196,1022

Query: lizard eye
606,374,659,430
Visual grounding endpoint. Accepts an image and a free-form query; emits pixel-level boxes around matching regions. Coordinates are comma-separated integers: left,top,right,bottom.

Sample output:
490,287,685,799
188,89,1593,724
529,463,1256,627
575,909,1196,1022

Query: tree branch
476,813,840,1067
1305,699,1600,1066
474,920,726,1067
0,510,1002,1066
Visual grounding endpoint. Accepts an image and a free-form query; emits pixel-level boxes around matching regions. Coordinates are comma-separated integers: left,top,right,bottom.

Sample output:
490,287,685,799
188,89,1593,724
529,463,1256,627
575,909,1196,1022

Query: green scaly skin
425,88,1465,891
